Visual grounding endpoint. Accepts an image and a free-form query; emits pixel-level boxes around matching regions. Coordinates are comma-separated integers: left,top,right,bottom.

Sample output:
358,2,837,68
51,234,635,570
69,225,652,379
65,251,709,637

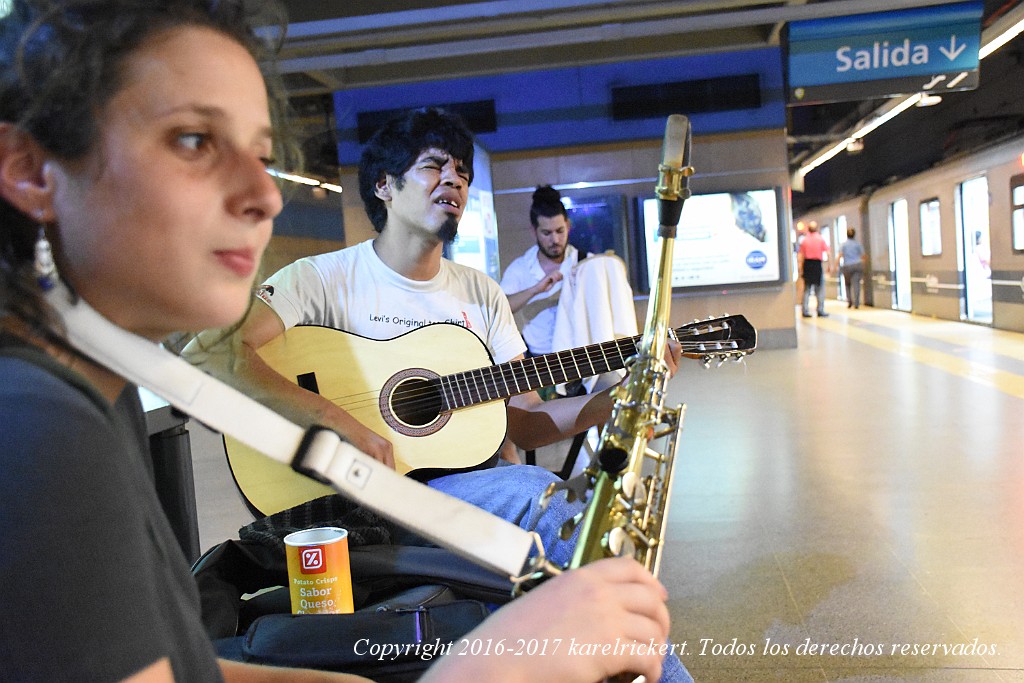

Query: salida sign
787,1,982,104
836,37,959,73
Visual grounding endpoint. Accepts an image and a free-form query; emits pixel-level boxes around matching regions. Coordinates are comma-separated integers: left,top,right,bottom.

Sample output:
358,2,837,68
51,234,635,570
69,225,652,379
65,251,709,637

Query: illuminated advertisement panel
638,188,784,292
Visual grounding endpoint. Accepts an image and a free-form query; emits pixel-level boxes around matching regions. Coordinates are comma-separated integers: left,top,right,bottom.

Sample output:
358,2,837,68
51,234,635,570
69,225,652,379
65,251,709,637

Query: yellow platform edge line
840,309,1024,361
813,317,1024,401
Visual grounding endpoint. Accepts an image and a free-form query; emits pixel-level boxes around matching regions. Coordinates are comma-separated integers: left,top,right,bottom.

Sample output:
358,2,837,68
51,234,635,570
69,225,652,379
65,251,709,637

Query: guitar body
225,324,507,515
224,314,756,516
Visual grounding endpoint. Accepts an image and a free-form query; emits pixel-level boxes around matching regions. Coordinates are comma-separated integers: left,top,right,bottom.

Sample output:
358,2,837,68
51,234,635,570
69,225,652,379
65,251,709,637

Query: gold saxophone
569,115,692,579
535,115,692,683
521,115,693,589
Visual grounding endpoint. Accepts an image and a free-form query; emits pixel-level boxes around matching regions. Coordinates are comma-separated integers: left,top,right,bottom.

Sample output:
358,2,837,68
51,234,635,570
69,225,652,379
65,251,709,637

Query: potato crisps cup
283,527,354,614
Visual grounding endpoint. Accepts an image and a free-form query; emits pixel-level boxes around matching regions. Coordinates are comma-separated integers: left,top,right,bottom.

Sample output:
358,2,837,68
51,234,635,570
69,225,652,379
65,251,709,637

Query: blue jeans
429,463,580,565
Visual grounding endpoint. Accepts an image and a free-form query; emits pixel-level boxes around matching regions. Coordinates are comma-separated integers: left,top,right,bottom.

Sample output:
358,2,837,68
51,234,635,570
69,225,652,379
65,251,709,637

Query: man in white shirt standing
500,185,580,356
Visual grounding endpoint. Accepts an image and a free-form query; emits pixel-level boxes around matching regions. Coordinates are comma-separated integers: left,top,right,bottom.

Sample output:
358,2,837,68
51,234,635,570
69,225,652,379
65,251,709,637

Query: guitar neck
438,316,750,412
440,335,641,411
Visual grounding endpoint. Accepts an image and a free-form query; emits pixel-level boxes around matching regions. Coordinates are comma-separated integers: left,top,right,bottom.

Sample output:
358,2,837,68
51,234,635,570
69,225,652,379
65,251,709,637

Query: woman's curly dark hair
0,0,294,330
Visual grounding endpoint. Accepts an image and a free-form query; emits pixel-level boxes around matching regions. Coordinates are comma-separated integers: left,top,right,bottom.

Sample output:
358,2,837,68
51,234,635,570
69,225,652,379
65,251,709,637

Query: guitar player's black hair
358,107,476,234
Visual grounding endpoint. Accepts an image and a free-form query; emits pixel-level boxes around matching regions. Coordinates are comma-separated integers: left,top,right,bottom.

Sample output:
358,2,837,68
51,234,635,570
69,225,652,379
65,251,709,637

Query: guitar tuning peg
701,356,712,369
716,356,728,368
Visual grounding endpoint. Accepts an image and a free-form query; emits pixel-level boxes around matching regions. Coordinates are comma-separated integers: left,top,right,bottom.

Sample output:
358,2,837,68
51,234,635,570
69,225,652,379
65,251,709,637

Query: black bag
235,594,489,681
192,538,514,681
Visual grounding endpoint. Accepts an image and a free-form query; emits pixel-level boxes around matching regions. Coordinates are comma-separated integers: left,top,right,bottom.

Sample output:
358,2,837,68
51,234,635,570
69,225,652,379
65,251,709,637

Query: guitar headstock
673,314,757,367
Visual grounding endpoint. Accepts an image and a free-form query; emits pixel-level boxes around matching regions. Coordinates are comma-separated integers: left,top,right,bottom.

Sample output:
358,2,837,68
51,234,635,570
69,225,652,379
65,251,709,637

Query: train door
956,176,992,324
888,198,912,311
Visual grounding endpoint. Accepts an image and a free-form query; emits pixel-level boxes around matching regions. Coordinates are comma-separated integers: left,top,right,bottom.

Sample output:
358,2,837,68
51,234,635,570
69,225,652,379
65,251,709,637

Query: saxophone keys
621,471,647,503
636,478,648,503
621,471,638,499
606,527,637,558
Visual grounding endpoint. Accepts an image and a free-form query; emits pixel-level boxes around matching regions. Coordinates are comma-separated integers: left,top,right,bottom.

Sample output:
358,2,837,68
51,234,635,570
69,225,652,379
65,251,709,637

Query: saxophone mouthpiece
661,114,688,170
656,115,692,235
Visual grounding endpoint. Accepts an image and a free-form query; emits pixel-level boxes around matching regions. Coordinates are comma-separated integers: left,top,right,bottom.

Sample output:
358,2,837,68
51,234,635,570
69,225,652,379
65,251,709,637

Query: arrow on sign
939,35,966,61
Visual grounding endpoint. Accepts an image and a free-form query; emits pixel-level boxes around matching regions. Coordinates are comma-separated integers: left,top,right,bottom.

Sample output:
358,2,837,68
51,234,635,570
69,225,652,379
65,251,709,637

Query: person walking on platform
798,223,830,317
839,227,865,309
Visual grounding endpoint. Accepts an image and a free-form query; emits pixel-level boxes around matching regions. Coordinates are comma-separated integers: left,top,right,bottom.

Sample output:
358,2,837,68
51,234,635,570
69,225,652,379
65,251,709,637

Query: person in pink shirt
798,223,830,317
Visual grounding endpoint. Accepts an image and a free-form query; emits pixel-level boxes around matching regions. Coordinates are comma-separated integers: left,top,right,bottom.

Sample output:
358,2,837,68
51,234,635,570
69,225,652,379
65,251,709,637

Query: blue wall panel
333,47,785,165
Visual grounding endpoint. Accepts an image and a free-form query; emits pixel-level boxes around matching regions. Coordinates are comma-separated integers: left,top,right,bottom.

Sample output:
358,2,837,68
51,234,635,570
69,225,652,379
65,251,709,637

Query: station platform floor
661,301,1024,682
188,299,1024,682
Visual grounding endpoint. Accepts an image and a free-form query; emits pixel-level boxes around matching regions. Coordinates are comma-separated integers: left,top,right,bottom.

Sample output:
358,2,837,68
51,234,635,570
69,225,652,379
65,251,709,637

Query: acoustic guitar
226,314,755,515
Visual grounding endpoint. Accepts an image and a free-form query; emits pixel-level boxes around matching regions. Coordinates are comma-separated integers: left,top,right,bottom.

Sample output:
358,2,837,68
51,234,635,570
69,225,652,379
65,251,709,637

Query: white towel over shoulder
551,253,639,393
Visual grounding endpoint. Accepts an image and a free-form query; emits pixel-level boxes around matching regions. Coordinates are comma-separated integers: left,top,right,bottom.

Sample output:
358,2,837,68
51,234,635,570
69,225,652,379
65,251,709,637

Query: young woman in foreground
0,1,673,681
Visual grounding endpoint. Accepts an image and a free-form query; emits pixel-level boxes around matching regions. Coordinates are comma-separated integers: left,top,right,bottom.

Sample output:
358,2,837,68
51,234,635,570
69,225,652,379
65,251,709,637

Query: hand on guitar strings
329,408,396,469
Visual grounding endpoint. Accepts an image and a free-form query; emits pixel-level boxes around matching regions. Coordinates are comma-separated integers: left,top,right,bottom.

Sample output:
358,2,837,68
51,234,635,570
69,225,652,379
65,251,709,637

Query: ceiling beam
278,0,966,77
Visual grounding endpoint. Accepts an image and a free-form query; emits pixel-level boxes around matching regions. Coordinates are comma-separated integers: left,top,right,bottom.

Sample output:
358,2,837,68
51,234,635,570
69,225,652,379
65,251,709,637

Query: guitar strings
429,336,743,407
319,318,740,413
322,338,742,418
321,336,640,411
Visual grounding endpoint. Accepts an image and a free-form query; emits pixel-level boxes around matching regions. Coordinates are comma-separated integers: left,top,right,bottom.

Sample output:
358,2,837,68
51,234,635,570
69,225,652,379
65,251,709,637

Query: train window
920,198,942,256
1012,174,1024,252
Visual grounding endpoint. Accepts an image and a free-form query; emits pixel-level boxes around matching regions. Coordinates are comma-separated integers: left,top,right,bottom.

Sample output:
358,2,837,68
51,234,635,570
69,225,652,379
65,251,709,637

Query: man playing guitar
192,105,697,682
195,107,681,565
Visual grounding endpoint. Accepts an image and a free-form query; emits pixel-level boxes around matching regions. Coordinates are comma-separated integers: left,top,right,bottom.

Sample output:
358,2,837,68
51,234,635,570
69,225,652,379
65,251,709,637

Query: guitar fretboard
428,315,750,413
440,336,638,410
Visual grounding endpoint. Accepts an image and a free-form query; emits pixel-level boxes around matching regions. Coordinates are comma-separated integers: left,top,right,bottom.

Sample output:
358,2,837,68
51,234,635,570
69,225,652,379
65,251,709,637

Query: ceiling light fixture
979,16,1024,58
797,94,922,178
267,169,342,193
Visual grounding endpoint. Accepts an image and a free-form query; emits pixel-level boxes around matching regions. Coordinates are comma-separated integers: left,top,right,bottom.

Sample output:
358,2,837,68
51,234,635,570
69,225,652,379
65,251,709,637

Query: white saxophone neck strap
44,284,536,579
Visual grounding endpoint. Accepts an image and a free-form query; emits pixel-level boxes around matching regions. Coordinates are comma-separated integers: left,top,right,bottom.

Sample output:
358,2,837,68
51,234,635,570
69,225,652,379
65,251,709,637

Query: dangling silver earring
34,223,57,291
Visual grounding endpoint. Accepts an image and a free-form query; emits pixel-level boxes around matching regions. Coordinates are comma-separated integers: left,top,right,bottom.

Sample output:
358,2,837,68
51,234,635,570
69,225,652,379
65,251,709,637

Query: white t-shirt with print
257,239,526,364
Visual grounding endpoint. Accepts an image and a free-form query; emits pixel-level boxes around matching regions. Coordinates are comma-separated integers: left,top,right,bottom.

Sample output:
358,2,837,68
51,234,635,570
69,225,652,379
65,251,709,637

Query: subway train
797,132,1024,333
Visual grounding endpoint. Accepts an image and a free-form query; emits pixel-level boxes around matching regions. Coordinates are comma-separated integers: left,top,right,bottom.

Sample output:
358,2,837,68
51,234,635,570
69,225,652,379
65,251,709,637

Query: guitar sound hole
391,377,443,428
